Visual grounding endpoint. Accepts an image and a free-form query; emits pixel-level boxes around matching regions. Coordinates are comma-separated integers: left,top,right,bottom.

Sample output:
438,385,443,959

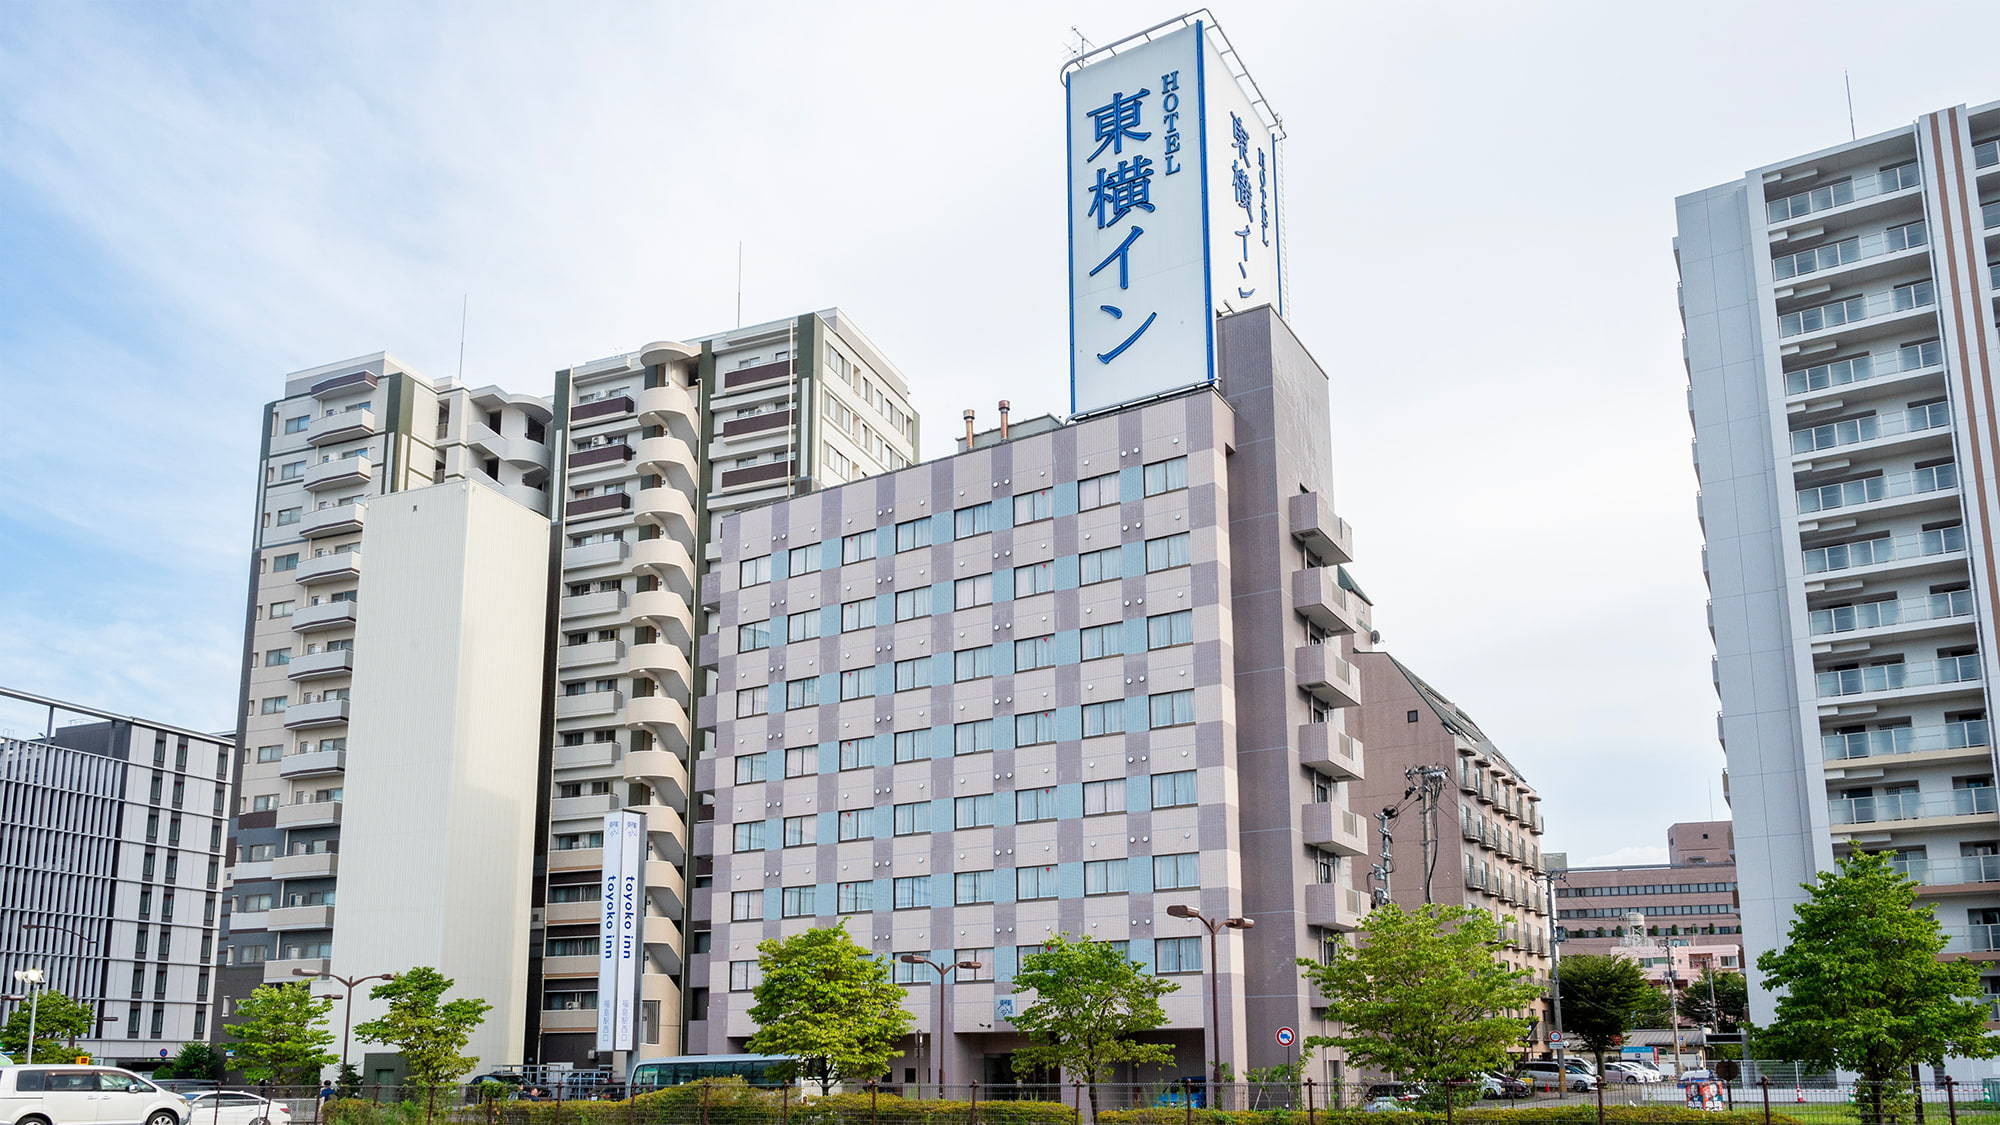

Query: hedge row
1097,1109,1804,1125
328,1081,1080,1125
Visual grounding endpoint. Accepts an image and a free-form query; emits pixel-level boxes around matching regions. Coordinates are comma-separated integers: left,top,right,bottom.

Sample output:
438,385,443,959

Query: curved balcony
636,435,700,493
468,422,550,470
630,536,698,600
627,641,693,701
635,483,697,542
625,696,692,756
637,382,700,442
644,857,687,913
622,749,689,811
629,589,694,650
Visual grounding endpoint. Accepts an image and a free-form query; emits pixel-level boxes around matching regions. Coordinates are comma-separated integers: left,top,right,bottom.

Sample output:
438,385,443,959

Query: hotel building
1553,821,1741,971
687,307,1371,1085
1678,98,2000,1034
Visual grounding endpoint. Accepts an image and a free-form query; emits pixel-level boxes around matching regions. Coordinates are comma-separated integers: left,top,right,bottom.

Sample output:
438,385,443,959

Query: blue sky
5,0,2000,862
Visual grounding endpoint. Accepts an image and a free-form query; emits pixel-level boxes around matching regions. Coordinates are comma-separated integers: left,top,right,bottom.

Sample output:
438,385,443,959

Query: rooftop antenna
1844,71,1856,140
1070,25,1094,61
456,294,467,383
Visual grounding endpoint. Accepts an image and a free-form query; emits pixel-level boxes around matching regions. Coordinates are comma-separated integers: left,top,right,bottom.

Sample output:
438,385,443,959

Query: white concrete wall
336,479,550,1074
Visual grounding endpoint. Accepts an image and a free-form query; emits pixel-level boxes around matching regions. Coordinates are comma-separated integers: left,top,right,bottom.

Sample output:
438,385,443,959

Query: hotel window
256,745,283,763
1017,786,1059,822
955,502,994,538
1152,770,1198,809
780,886,815,918
268,601,295,619
842,531,877,564
788,546,818,577
787,610,821,642
1149,690,1195,728
734,754,768,784
954,949,994,982
554,832,603,850
729,961,758,991
1080,547,1122,585
1014,635,1054,671
839,667,874,700
735,687,767,717
892,956,927,984
783,746,815,778
841,600,871,632
1147,610,1194,649
271,553,299,572
955,573,993,609
1084,858,1128,896
895,731,928,762
954,646,993,682
1077,471,1119,510
837,809,873,842
895,517,933,552
954,720,994,755
275,507,300,526
1153,853,1200,890
1082,701,1125,737
738,621,771,652
838,738,869,770
785,677,820,709
259,697,287,715
783,816,815,847
1082,778,1122,816
732,822,767,852
1014,561,1054,597
955,794,995,828
1081,622,1123,660
284,415,310,433
1156,936,1202,973
1145,533,1191,572
893,875,931,909
895,587,930,621
837,881,873,914
730,891,762,921
954,870,995,905
894,801,930,836
1014,488,1053,524
263,649,291,667
740,555,771,586
1143,456,1188,496
894,658,931,692
1017,864,1060,900
1015,710,1057,746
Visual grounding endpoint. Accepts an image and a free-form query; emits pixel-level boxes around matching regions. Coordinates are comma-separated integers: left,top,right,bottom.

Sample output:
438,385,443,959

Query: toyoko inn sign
597,810,646,1052
1065,14,1284,415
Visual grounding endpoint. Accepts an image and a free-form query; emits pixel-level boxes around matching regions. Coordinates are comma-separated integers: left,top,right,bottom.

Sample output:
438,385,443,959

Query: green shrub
1099,1109,1805,1125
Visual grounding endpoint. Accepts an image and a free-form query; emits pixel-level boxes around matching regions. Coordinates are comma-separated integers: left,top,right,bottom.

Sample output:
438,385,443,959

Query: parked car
1603,1062,1663,1084
1517,1061,1595,1092
182,1091,291,1125
1362,1098,1414,1113
155,1081,222,1096
1363,1083,1424,1104
0,1065,187,1125
1482,1073,1532,1099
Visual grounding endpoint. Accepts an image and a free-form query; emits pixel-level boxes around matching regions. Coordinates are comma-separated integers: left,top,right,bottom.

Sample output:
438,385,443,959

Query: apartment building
533,312,918,1066
1554,822,1741,969
0,688,233,1063
1679,98,2000,1042
686,306,1369,1085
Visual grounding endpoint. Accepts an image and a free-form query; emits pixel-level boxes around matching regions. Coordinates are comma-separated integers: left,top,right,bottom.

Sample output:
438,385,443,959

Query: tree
746,923,913,1093
155,1041,224,1081
1680,969,1748,1032
1557,955,1655,1074
1298,904,1541,1094
0,990,96,1062
1758,851,2000,1124
353,966,491,1112
226,983,338,1085
1011,934,1177,1112
1628,979,1676,1030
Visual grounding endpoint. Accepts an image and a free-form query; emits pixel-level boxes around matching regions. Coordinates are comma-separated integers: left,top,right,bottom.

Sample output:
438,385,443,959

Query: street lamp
1165,905,1254,1095
295,969,397,1079
898,955,983,1093
24,922,103,1043
10,969,47,1063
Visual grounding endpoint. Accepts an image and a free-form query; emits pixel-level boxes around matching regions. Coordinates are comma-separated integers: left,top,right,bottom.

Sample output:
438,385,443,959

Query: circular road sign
1276,1027,1297,1047
159,1049,169,1059
1548,1032,1565,1045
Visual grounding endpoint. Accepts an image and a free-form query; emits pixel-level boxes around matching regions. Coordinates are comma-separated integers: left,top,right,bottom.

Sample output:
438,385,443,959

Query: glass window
955,502,994,538
1147,610,1194,649
735,687,768,717
1015,710,1057,746
740,555,771,586
1014,488,1053,524
1016,786,1059,822
1149,690,1195,728
738,621,771,652
1015,635,1054,671
1081,622,1123,659
1153,852,1200,890
1077,472,1119,510
1082,700,1124,737
783,746,814,778
839,667,874,700
787,610,821,643
837,880,872,913
892,956,927,985
955,646,993,682
895,517,933,552
894,801,930,836
838,738,869,771
284,415,310,433
1082,778,1122,815
954,949,994,982
734,754,768,784
780,885,815,918
730,891,762,921
1145,533,1191,572
1156,935,1202,973
894,730,927,762
893,875,931,909
788,546,818,577
895,587,929,621
782,815,815,848
1014,561,1054,597
955,870,995,905
838,809,873,841
955,794,995,828
1017,864,1060,900
1151,770,1198,809
954,720,994,755
1084,858,1128,895
894,657,931,691
955,573,993,609
732,822,766,852
729,961,758,991
271,553,299,572
785,677,820,709
1081,546,1122,585
842,531,877,564
1143,456,1188,496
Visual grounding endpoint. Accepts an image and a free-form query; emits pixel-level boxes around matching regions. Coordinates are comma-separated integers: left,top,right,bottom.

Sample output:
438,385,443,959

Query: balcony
1786,340,1945,398
623,749,689,811
549,793,620,822
636,484,698,541
1778,281,1935,341
285,650,353,681
558,639,625,670
279,748,346,778
540,954,599,979
295,550,362,585
309,370,378,399
1295,645,1361,709
630,590,694,649
1809,590,1975,640
299,503,365,539
1288,491,1355,565
547,846,604,874
273,850,340,880
303,457,373,491
1890,854,2000,891
275,799,342,829
565,493,633,520
1791,402,1952,458
262,956,331,983
557,689,625,720
1298,722,1363,780
281,699,349,729
539,1005,598,1033
719,460,794,490
571,395,635,424
307,409,378,446
1802,525,1965,576
1767,162,1921,224
721,359,791,391
1299,801,1368,856
720,409,793,438
1796,463,1956,516
291,601,358,633
563,539,630,571
1822,719,1989,765
562,589,628,619
625,697,692,756
1814,654,1982,700
1773,222,1928,283
635,435,700,492
1941,924,2000,955
637,382,700,435
1304,882,1369,932
1292,568,1364,635
267,904,336,931
1829,785,1996,828
544,898,602,925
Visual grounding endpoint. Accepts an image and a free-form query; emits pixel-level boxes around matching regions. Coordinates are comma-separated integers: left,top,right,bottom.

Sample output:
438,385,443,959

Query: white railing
1814,652,1982,698
1773,222,1927,281
1767,162,1921,222
1802,525,1964,574
1796,462,1956,513
1808,589,1974,636
1823,719,1989,761
1829,785,1996,825
1791,401,1951,454
1780,281,1935,337
1890,853,2000,887
1943,923,2000,953
1786,340,1943,396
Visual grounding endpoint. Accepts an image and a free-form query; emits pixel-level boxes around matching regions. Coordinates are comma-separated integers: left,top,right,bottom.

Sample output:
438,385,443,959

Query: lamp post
24,922,102,1044
295,969,397,1078
1165,905,1254,1097
10,969,46,1063
899,955,983,1094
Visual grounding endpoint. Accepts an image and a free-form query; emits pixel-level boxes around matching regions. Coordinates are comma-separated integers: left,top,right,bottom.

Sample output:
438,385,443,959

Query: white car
1603,1062,1663,1084
0,1065,186,1125
182,1092,292,1125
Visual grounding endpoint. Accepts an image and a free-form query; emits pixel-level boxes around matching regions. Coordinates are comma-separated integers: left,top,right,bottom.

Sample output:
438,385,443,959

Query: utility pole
1534,869,1569,1078
1370,806,1398,907
1403,765,1449,904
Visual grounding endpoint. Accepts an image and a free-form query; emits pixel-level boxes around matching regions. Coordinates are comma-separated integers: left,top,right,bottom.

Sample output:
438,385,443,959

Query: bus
627,1054,802,1092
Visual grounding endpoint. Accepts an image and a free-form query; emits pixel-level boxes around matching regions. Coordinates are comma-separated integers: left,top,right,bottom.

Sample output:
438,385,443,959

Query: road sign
1548,1032,1565,1045
1275,1027,1296,1047
159,1049,169,1059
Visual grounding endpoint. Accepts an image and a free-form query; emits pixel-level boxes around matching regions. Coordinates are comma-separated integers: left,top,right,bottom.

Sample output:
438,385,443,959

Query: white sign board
596,811,647,1052
1065,19,1283,416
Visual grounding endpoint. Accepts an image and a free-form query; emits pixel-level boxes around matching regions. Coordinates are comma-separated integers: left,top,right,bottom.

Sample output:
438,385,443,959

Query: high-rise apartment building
687,307,1369,1085
0,688,234,1063
1346,652,1552,1015
1679,98,2000,1039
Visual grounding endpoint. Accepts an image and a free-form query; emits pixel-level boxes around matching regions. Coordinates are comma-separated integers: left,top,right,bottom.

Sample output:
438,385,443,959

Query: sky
3,0,1999,866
